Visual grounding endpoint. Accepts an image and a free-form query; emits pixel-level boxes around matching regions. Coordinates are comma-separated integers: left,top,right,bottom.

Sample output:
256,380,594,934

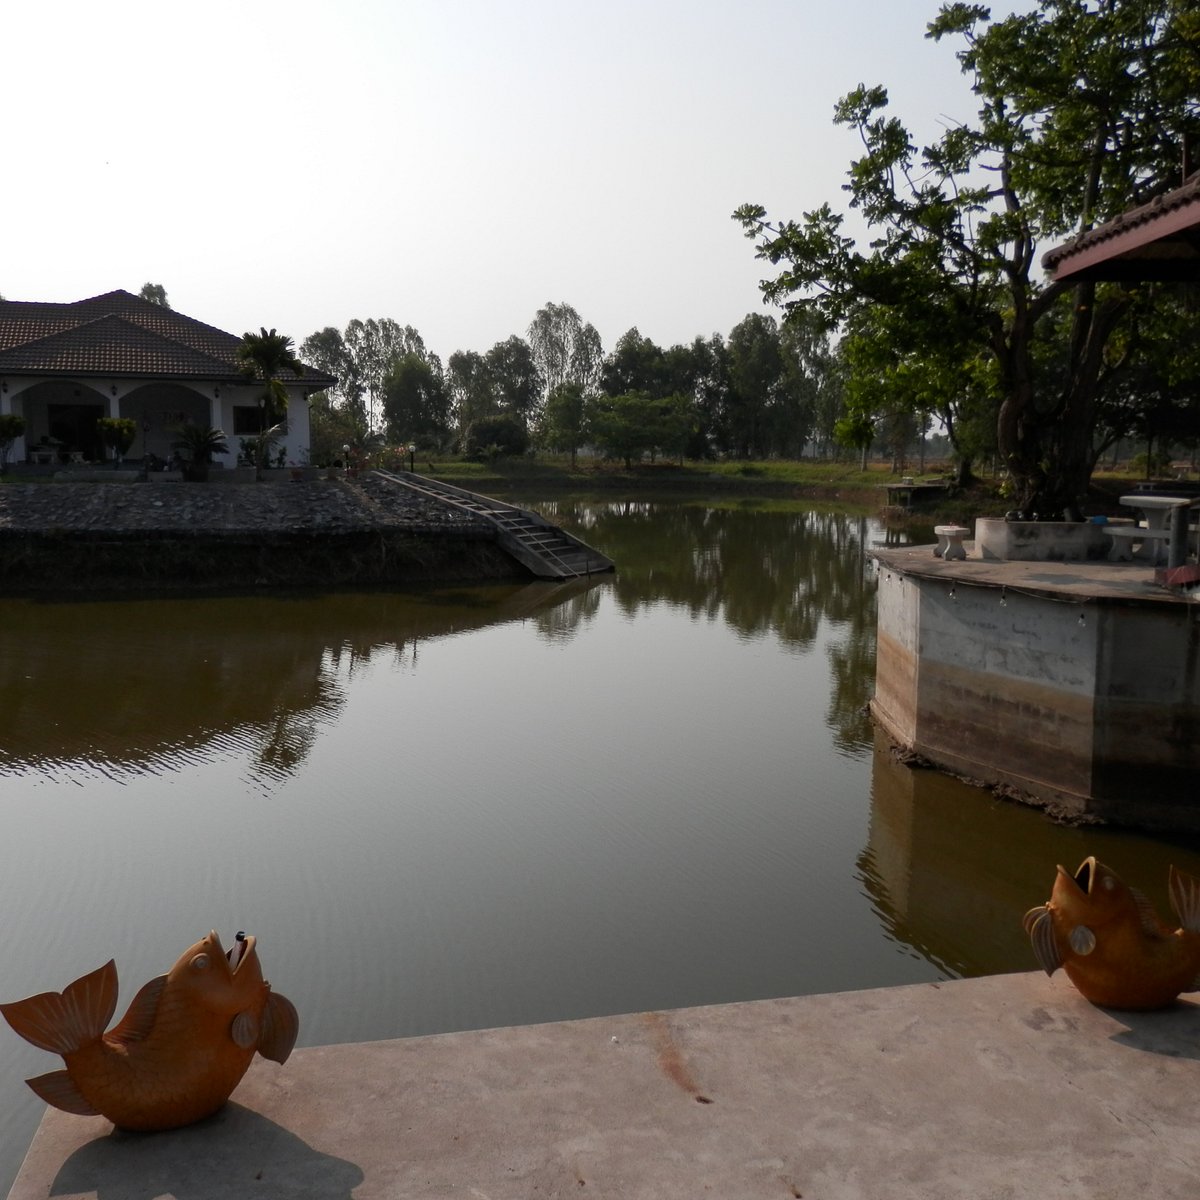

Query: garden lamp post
408,443,416,472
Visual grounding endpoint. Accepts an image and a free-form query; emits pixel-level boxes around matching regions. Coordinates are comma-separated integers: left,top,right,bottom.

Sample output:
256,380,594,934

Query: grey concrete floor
8,971,1200,1199
873,542,1197,604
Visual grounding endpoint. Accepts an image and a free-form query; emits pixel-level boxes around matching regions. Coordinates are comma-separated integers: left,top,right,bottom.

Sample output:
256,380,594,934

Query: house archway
17,381,108,462
120,382,212,463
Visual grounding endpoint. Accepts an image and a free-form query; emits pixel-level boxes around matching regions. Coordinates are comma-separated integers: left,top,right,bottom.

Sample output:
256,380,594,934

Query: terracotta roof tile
0,290,335,386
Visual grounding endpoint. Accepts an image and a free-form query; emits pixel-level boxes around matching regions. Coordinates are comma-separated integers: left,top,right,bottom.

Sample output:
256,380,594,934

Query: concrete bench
1106,525,1171,562
933,525,970,561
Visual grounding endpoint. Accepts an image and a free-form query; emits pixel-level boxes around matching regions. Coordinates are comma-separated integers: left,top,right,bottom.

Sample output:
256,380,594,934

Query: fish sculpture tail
0,961,118,1055
1169,866,1200,933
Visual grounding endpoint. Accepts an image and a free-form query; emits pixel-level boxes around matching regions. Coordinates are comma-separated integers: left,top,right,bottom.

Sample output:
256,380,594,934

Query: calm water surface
2,494,1199,1189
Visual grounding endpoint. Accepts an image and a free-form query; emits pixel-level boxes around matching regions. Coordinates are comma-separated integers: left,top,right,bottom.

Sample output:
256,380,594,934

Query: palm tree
236,328,303,480
172,422,229,482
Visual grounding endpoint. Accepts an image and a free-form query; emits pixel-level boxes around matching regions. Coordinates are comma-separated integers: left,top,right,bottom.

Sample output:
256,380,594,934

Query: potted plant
172,422,229,482
96,417,137,467
0,413,26,474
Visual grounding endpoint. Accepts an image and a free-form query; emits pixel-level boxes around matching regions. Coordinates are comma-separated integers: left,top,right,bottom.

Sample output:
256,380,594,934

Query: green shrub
464,413,529,460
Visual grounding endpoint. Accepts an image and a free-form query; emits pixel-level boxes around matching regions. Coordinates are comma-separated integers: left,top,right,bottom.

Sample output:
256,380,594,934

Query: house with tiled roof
0,290,334,468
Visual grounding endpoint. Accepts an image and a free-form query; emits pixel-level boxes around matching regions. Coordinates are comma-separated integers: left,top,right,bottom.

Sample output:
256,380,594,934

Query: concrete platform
873,542,1196,604
9,971,1200,1199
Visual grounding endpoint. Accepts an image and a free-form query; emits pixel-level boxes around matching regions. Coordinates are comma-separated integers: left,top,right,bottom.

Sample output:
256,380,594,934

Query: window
232,406,288,436
233,406,265,435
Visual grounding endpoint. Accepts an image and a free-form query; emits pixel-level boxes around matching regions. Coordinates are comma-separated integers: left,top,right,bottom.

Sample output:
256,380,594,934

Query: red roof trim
1042,175,1200,281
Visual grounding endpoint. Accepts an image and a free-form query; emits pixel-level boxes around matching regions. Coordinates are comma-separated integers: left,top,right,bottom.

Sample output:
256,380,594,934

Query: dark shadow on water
51,1103,364,1199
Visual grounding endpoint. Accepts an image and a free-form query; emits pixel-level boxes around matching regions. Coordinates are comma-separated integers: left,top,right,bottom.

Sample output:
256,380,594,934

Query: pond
2,493,1198,1190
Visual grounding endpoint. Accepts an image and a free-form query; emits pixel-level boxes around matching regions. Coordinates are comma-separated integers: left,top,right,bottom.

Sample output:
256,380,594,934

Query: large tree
447,349,496,441
382,352,450,446
726,313,786,459
344,318,428,431
484,335,541,426
527,302,603,413
736,0,1200,514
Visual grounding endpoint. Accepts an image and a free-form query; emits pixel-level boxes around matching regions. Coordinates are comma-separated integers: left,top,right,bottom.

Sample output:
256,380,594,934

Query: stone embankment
0,475,522,593
0,475,486,534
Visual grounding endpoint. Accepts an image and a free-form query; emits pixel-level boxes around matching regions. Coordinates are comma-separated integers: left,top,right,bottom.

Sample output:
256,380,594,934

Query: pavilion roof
1042,173,1200,283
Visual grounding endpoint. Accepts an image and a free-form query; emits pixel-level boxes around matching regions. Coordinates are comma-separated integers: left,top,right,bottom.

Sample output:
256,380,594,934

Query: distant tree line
299,301,856,469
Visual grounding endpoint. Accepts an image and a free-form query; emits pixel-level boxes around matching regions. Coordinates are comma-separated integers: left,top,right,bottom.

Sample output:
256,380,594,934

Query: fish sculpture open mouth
1,930,298,1132
1072,858,1093,894
1024,857,1200,1010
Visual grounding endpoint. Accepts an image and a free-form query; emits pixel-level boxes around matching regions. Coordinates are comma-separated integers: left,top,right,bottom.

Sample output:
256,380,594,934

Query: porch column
1,389,27,463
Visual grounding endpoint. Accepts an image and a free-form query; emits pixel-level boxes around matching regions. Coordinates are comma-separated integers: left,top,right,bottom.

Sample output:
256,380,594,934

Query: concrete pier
871,546,1200,831
8,971,1200,1199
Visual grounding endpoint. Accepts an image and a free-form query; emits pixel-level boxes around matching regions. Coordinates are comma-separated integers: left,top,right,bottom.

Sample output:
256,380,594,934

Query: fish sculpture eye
190,954,210,971
1102,876,1115,890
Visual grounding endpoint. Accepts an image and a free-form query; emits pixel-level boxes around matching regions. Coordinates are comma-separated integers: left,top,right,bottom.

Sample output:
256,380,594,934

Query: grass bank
415,455,1176,525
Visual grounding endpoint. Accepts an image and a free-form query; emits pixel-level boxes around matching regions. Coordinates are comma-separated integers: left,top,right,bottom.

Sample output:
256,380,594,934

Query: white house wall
0,375,311,467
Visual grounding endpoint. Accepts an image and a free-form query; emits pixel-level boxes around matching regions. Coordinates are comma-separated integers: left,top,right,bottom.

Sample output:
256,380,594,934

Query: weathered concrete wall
1092,605,1200,827
871,550,1200,830
974,517,1112,561
872,566,919,746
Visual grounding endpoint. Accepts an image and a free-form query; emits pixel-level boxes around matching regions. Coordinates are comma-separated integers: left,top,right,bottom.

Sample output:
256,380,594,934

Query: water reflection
0,580,605,783
860,729,1200,979
514,497,884,754
14,494,1189,1197
532,499,876,648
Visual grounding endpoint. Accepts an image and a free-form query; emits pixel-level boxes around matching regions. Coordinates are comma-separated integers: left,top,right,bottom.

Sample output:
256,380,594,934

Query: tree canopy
736,0,1200,514
138,282,169,308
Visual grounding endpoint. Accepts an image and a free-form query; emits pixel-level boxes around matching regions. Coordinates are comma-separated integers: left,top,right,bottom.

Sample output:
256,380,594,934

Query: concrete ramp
8,971,1200,1198
373,470,615,578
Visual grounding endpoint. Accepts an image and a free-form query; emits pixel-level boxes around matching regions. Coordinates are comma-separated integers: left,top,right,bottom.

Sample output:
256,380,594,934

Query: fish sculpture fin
1025,909,1062,977
25,1070,99,1117
106,976,167,1046
1168,866,1200,934
1022,905,1049,936
0,960,118,1055
1130,889,1168,938
257,992,299,1065
231,1010,260,1050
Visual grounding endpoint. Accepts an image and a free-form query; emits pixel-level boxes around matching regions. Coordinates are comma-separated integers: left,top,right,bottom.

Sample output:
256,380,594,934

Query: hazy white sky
3,0,978,363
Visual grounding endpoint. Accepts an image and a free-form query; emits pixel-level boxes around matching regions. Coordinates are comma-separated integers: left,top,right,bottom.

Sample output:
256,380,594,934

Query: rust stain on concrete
643,1012,713,1103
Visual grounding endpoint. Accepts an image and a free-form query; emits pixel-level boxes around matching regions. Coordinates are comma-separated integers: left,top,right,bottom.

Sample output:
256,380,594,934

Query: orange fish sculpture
1,930,298,1131
1023,856,1200,1010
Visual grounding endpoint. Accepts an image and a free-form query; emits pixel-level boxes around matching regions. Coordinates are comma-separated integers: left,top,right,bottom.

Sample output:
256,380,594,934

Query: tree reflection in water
0,581,605,784
511,495,888,753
